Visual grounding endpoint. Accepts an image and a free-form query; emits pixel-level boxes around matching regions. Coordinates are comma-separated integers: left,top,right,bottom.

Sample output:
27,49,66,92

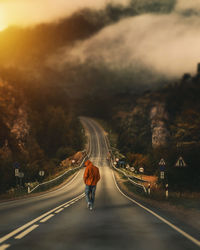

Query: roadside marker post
148,183,151,196
139,167,144,180
165,184,169,199
27,183,31,194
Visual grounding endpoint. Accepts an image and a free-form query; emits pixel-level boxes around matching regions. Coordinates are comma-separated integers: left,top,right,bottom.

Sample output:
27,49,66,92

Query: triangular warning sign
175,156,187,167
159,158,166,166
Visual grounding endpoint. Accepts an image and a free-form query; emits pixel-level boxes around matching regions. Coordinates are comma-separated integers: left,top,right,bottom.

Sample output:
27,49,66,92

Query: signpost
159,158,166,180
18,172,24,186
139,167,144,173
14,162,20,186
174,156,187,197
15,168,19,177
175,156,187,167
159,158,166,169
39,171,45,177
39,171,45,183
160,171,165,179
14,162,20,169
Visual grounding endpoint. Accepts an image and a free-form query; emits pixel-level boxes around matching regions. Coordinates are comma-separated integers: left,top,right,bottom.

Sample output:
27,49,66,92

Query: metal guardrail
103,127,147,194
110,159,147,194
29,118,93,194
29,155,88,194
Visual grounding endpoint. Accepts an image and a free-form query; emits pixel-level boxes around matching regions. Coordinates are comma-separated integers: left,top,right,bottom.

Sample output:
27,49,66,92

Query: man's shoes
87,202,93,210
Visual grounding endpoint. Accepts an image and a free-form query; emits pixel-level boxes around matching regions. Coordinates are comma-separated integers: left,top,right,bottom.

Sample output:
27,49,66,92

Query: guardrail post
165,184,169,199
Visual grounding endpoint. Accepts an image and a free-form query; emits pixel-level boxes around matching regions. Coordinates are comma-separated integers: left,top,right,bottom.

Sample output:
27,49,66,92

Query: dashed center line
55,208,64,214
40,214,54,223
15,225,39,240
0,244,10,250
0,193,85,245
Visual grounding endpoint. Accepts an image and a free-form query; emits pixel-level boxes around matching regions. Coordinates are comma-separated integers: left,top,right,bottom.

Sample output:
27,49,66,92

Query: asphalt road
0,117,199,250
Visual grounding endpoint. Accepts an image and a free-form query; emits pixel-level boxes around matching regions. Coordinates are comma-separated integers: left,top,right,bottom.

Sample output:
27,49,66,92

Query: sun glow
0,6,7,31
0,24,7,32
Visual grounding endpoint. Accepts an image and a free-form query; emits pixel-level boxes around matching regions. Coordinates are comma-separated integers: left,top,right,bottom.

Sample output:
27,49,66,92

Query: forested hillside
106,70,200,191
0,76,84,193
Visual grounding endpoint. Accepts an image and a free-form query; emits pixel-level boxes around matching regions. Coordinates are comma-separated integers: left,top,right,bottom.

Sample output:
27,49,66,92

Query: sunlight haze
0,0,129,27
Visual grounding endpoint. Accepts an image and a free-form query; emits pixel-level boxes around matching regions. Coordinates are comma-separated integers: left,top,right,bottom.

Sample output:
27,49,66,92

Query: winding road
0,117,199,250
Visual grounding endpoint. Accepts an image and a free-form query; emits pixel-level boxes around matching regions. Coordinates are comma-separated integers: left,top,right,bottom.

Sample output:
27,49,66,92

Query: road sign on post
139,167,144,173
15,168,19,177
159,158,166,165
160,171,165,179
159,158,166,171
18,172,24,186
139,167,144,180
14,162,20,169
175,156,187,167
39,171,45,177
130,167,135,172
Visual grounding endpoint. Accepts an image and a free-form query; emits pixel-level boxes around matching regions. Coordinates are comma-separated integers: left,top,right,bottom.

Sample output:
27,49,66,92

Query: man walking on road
83,160,100,210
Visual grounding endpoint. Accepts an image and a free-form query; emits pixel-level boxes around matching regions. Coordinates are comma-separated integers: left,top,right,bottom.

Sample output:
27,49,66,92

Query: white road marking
0,193,84,244
40,214,54,223
0,170,82,208
112,170,200,247
64,204,70,208
15,225,39,240
96,119,200,247
55,208,64,214
0,244,10,250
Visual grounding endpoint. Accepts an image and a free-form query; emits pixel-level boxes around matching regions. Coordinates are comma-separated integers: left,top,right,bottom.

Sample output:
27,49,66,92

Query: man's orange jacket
83,164,100,186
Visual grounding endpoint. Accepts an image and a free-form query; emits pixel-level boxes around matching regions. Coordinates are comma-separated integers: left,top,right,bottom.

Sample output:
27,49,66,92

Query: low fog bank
50,3,200,85
1,0,200,101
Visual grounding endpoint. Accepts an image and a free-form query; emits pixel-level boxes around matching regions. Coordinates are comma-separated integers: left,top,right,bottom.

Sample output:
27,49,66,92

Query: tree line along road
0,117,199,250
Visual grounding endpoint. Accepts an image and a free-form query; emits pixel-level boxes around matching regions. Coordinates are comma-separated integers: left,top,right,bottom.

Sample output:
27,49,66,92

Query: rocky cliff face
150,102,170,148
0,80,30,159
11,107,30,152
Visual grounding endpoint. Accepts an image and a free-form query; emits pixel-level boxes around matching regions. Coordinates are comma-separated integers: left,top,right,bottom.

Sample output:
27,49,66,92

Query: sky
46,0,200,81
1,0,200,88
0,0,129,29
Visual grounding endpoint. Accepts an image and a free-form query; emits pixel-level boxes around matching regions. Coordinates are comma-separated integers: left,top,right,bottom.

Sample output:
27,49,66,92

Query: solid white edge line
15,225,39,240
97,118,200,248
40,214,54,223
112,170,200,247
0,193,85,244
0,168,82,208
0,244,10,250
